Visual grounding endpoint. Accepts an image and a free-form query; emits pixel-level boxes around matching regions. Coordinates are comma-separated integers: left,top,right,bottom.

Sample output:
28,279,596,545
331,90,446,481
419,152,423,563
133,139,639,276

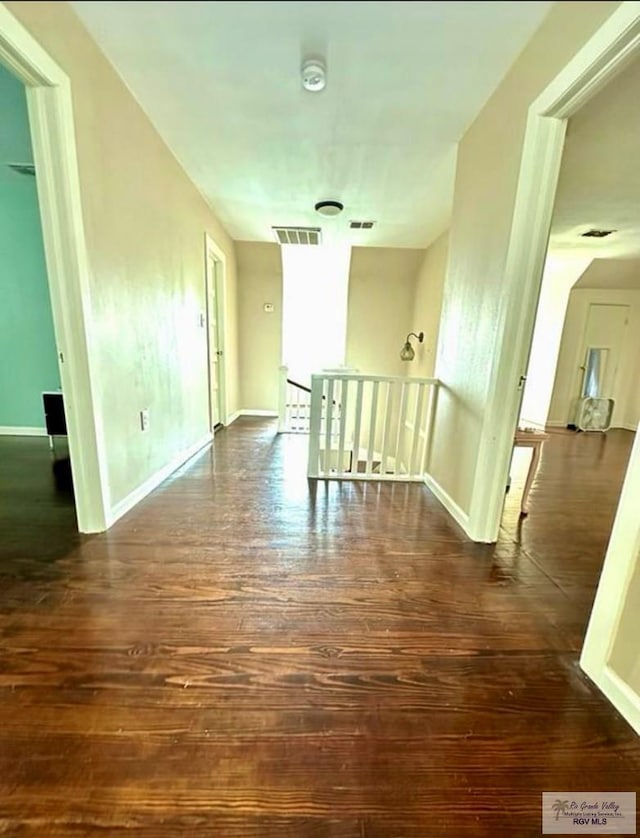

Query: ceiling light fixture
302,58,326,92
315,200,344,217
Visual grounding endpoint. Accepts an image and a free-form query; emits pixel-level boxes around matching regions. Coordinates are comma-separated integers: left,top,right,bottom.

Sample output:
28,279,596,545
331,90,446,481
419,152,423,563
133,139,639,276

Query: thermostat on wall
264,303,274,313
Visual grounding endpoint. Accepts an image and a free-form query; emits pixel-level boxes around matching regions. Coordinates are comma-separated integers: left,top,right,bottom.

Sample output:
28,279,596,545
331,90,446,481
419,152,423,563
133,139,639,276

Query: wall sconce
400,331,424,361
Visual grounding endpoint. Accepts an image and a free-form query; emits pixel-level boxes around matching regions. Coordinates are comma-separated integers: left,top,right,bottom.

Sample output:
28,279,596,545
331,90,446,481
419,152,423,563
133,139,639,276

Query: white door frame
468,2,640,544
0,5,109,532
581,424,640,734
204,233,228,426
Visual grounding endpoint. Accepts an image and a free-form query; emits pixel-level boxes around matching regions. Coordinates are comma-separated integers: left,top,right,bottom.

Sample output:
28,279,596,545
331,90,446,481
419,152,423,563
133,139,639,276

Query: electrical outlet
264,303,274,313
140,409,150,432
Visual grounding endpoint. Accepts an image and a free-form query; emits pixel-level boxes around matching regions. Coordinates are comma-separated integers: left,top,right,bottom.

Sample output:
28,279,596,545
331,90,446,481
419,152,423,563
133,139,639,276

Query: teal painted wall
0,63,60,429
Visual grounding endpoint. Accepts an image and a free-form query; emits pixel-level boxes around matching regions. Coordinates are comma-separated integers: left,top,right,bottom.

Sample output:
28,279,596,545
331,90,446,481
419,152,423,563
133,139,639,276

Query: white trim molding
0,5,109,533
467,2,640,544
0,426,47,436
544,421,636,431
424,473,470,536
581,424,640,734
107,433,213,526
221,409,280,426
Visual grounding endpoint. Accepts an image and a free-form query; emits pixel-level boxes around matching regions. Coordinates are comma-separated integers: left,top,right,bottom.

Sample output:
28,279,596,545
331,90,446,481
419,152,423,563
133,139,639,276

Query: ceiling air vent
581,229,616,238
350,221,375,229
272,226,322,245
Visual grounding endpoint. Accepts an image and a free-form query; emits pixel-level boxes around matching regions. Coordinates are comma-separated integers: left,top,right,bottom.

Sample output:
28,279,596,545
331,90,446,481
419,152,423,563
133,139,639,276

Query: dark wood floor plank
0,423,638,836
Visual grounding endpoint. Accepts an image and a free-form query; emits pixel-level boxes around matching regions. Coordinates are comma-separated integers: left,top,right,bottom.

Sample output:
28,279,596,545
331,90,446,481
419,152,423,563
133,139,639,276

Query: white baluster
323,378,335,474
366,380,379,476
307,375,323,477
394,380,408,474
352,379,364,474
409,383,426,477
337,378,349,476
380,380,394,476
295,383,301,430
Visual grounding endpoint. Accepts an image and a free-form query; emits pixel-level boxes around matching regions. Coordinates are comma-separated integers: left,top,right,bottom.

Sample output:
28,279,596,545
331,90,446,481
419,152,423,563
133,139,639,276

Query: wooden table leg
520,442,542,516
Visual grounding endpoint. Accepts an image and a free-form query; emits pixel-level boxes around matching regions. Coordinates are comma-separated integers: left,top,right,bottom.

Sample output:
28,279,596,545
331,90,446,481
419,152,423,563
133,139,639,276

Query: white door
206,250,224,429
581,425,640,734
575,304,628,405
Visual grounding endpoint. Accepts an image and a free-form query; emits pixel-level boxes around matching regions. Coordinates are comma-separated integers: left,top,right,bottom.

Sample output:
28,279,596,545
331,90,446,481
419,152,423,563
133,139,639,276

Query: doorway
0,60,79,553
0,5,107,532
571,303,629,422
477,4,640,731
205,233,227,430
469,5,640,541
0,64,61,441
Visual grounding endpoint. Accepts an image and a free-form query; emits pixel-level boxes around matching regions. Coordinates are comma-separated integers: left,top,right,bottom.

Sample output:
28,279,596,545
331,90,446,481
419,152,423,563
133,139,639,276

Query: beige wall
236,242,282,411
235,241,437,412
410,232,448,379
346,246,424,377
429,1,621,515
548,287,640,429
5,1,239,508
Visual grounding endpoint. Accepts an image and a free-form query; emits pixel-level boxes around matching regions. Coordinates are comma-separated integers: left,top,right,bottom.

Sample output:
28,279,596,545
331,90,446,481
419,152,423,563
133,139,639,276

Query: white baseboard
544,421,638,432
107,432,213,527
423,472,471,537
0,425,47,436
221,409,279,427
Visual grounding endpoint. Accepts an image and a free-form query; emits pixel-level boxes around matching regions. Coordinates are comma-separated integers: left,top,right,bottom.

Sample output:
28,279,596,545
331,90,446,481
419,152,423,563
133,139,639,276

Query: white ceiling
550,54,640,260
71,0,553,248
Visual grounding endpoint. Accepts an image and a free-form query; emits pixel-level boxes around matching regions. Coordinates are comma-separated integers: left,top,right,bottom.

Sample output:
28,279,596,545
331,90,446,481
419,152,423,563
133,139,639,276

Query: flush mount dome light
315,200,344,217
302,59,326,92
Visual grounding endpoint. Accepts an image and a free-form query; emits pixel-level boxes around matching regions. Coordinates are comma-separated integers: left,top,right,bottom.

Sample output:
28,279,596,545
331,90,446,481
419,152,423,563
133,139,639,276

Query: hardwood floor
0,422,638,836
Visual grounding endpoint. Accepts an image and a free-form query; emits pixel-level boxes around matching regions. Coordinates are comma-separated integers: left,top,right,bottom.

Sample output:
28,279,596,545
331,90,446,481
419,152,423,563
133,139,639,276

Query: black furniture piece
42,391,67,448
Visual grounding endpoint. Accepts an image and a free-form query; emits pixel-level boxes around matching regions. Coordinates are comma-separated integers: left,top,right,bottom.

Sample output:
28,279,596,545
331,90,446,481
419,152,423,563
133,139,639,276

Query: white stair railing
307,373,439,481
278,365,313,433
